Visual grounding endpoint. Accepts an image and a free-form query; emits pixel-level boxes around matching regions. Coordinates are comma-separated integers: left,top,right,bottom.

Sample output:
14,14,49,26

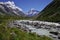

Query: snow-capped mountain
0,1,25,16
0,1,39,17
27,8,39,17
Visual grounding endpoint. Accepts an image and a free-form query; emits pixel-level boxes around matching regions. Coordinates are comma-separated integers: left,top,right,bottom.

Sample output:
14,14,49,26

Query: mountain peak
30,8,35,11
5,1,14,5
0,1,23,11
27,8,39,17
0,1,25,16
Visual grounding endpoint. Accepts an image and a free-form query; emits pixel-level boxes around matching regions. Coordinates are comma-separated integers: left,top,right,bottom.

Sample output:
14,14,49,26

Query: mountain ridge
0,1,25,17
36,0,60,23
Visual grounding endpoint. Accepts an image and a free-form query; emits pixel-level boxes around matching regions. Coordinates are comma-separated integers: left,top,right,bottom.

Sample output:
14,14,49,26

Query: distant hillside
36,0,60,23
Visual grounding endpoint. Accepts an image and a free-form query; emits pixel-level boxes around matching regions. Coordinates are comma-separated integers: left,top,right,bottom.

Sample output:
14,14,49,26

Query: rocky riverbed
8,20,60,40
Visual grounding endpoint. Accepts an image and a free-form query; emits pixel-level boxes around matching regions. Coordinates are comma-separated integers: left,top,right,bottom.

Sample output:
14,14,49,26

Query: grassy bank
0,14,52,40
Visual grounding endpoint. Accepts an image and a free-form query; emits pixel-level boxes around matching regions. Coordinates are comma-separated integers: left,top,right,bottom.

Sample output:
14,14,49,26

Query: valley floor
9,20,60,40
0,20,52,40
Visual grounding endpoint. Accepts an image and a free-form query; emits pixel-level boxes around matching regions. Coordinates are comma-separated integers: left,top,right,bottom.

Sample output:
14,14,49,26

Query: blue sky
0,0,53,12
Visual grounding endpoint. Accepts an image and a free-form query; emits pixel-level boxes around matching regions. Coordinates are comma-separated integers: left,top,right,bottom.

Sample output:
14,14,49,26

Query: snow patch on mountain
0,1,25,16
27,8,39,17
0,1,23,11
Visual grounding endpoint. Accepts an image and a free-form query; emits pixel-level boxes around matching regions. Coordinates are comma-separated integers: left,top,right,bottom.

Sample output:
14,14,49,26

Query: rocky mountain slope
0,1,25,17
36,0,60,23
